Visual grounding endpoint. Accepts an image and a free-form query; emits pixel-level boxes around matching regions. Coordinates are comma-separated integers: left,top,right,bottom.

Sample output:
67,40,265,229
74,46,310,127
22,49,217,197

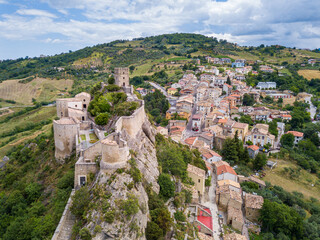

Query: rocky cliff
82,117,159,240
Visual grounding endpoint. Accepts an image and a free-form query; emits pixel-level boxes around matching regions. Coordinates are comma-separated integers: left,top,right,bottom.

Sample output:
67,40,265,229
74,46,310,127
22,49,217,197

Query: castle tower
114,67,129,87
100,136,129,168
53,117,80,161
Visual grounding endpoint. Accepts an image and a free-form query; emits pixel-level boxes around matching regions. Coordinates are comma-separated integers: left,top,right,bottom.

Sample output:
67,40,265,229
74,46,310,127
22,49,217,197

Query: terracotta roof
136,87,144,90
247,145,259,151
287,131,304,137
168,87,177,91
184,137,197,145
281,114,292,118
187,164,206,178
218,118,227,124
217,165,237,176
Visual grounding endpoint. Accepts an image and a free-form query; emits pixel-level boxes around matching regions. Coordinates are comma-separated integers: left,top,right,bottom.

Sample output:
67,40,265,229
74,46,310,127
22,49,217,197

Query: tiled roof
217,179,240,189
217,165,237,176
247,145,259,151
287,131,304,137
245,193,264,209
184,137,197,145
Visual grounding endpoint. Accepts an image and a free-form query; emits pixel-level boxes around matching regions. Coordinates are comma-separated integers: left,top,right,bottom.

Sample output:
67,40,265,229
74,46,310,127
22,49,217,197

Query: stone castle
53,67,155,189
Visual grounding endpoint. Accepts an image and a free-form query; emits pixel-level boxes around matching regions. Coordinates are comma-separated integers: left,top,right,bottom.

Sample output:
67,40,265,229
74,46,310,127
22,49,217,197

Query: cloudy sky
0,0,319,59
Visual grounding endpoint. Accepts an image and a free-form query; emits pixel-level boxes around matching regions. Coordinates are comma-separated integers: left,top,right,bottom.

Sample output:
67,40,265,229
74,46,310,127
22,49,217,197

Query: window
75,105,77,107
83,99,86,102
79,176,86,186
262,136,265,140
198,179,200,183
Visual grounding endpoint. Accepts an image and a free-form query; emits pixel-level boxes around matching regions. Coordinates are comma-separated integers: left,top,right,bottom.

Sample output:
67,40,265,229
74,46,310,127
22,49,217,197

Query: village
50,57,317,240
135,56,317,240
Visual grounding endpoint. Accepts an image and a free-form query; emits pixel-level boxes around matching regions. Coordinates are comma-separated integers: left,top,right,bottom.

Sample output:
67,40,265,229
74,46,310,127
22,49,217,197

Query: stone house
192,113,203,132
286,131,304,144
216,184,242,211
244,193,264,222
187,164,206,200
200,149,222,163
232,122,249,141
227,205,244,231
224,233,246,240
217,179,241,193
245,124,275,148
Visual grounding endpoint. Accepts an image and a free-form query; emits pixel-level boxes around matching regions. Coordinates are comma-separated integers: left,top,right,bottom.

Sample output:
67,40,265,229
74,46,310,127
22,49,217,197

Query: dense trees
242,93,255,106
144,90,169,126
280,133,295,148
158,174,175,200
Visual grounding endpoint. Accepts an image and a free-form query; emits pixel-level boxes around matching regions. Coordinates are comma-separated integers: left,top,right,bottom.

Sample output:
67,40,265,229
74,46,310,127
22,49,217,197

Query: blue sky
0,0,319,59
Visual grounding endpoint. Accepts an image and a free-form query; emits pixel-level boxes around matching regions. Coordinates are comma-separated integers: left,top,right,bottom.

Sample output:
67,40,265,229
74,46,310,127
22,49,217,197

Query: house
135,87,147,96
176,95,194,111
227,205,244,231
280,114,292,121
171,83,181,89
214,134,229,150
216,185,242,211
259,65,274,73
224,233,246,240
232,62,245,68
167,87,178,95
192,114,203,132
187,164,206,199
216,164,238,182
200,149,222,163
232,122,249,141
169,120,187,129
238,175,266,189
247,145,259,158
223,83,232,96
214,76,228,86
286,131,304,144
245,124,275,148
257,82,276,89
244,194,264,223
250,110,269,121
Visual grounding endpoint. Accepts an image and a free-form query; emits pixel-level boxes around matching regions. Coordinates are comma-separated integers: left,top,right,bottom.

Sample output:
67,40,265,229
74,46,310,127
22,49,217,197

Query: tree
150,207,173,234
108,76,115,84
280,133,295,148
95,113,110,125
242,93,255,106
158,174,175,199
253,153,267,170
226,76,231,85
221,138,239,165
70,186,90,220
145,221,163,240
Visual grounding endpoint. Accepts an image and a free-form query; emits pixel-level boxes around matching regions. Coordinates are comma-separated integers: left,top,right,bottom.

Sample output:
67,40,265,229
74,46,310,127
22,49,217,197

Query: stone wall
51,190,75,240
82,141,101,161
56,99,69,118
115,100,146,138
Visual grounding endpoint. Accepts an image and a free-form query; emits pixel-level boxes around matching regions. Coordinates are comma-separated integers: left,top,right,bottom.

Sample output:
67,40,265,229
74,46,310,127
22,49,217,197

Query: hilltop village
51,59,317,239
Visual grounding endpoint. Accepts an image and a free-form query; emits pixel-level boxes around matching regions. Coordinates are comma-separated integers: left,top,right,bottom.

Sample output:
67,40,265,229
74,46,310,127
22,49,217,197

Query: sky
0,0,319,59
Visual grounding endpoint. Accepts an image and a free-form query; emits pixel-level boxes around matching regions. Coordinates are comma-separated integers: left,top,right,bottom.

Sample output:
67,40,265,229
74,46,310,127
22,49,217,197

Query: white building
257,82,276,89
287,131,304,144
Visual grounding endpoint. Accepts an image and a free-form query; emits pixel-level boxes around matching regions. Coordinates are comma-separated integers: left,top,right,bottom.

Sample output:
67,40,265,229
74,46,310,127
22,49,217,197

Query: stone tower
53,117,79,161
114,67,129,87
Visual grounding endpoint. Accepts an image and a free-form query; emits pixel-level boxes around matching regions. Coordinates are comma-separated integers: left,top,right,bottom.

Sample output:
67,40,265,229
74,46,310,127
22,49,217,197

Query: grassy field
0,106,56,158
298,69,320,80
0,77,73,104
262,158,320,201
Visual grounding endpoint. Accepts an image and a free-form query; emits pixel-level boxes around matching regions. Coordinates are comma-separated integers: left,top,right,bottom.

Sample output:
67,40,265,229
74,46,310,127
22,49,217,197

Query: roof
192,114,203,120
213,160,230,168
218,118,227,124
197,208,213,231
233,122,248,129
247,145,259,151
184,137,197,145
224,233,246,240
245,194,264,209
136,87,144,90
168,87,177,91
202,149,222,159
55,117,78,125
217,179,241,189
281,114,292,118
249,176,266,187
187,164,206,178
287,131,304,137
216,165,237,176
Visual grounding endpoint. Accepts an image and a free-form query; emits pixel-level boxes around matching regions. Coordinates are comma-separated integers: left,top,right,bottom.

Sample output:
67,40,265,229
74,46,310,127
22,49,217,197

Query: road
305,95,317,120
148,81,169,97
202,174,222,240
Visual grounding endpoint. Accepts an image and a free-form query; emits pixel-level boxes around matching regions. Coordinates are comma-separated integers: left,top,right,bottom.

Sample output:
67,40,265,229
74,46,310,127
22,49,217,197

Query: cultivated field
298,69,320,80
262,159,320,201
0,77,73,104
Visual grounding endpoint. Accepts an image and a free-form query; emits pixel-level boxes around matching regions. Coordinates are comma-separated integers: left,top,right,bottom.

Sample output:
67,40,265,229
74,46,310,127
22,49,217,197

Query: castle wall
67,101,83,110
53,119,79,160
83,141,101,161
80,121,92,130
115,101,146,138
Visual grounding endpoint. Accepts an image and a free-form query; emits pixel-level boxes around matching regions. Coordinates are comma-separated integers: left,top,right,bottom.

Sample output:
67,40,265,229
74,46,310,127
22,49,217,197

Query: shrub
108,76,115,84
121,194,139,217
104,210,115,223
57,171,74,189
95,113,110,125
145,221,163,240
106,84,120,92
174,210,186,222
79,228,92,240
70,187,90,220
158,173,175,200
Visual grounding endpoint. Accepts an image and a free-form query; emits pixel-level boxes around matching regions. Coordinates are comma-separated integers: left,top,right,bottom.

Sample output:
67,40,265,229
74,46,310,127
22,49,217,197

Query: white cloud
0,0,319,51
16,9,57,18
